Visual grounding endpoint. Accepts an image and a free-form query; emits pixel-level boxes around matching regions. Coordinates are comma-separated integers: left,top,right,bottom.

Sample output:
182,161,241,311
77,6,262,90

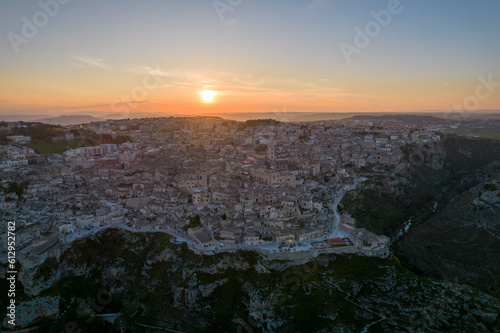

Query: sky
0,0,499,117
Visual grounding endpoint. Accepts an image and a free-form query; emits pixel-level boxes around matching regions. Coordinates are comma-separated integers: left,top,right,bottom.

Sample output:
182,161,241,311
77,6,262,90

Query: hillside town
0,116,446,264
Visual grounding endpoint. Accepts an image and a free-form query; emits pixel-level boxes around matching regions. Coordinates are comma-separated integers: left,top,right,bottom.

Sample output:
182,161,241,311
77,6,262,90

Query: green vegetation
449,123,500,139
34,257,58,281
28,139,93,154
13,229,500,332
83,131,131,146
442,135,500,171
341,135,500,236
4,181,27,197
339,189,407,235
339,134,500,304
99,133,131,144
483,183,498,191
0,122,63,143
241,119,281,129
28,132,131,154
182,214,201,231
0,121,131,154
255,144,268,152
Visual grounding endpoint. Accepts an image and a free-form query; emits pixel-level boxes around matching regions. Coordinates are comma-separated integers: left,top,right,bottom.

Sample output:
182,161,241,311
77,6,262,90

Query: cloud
72,56,107,69
127,65,357,106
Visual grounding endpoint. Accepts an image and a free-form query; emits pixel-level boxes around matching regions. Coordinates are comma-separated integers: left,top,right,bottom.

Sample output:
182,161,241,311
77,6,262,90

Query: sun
200,90,218,103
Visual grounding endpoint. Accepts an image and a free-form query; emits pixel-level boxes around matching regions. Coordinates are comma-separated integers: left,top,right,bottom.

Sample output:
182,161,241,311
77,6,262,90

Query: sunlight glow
200,90,218,103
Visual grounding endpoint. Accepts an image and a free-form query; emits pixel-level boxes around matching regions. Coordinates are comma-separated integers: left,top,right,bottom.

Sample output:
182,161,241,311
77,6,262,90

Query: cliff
2,229,499,332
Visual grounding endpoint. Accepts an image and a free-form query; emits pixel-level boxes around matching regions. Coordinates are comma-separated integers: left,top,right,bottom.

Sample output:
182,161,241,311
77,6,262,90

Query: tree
255,144,268,152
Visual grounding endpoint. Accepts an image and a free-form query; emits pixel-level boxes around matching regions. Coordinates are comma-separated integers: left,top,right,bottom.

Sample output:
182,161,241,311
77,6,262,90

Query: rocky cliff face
397,177,500,297
3,229,500,332
14,296,59,327
340,135,500,302
399,140,447,173
339,138,450,235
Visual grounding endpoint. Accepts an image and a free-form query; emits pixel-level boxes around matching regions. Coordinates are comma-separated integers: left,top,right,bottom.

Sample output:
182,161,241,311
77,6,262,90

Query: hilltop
35,115,105,125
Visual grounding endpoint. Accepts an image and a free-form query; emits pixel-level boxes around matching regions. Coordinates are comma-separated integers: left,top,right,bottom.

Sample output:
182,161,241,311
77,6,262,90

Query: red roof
328,238,346,245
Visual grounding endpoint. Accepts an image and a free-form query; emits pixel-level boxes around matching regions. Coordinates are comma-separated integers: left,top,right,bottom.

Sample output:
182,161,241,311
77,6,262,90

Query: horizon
2,109,500,125
1,1,499,117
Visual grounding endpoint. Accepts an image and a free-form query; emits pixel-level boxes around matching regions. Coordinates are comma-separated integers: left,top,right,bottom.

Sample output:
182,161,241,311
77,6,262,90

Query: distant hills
0,114,48,122
0,110,499,125
0,114,105,125
211,110,500,122
34,115,105,125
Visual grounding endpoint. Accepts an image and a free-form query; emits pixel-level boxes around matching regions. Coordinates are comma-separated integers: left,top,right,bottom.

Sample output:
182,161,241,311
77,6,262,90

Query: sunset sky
1,0,499,116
